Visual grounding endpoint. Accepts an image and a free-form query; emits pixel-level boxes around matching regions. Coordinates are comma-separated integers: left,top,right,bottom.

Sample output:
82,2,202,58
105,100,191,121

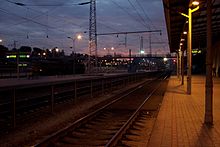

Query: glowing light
6,55,16,58
104,48,106,50
0,39,2,42
77,35,82,40
163,58,168,62
181,39,185,41
192,1,199,6
43,52,46,56
183,31,187,35
140,50,145,54
180,43,183,46
111,47,114,50
55,48,59,52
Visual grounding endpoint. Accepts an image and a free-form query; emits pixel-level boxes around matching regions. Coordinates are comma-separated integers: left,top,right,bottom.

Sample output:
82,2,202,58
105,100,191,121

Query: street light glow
192,1,199,6
163,57,168,62
77,35,82,40
140,50,145,54
111,47,114,50
0,39,2,42
183,31,187,34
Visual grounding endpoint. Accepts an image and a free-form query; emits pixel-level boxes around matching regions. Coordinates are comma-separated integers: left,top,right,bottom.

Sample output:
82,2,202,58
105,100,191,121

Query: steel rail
105,75,168,146
33,76,155,147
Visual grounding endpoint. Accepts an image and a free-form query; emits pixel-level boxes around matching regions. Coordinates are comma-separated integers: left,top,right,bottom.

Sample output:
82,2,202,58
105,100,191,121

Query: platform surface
148,76,220,147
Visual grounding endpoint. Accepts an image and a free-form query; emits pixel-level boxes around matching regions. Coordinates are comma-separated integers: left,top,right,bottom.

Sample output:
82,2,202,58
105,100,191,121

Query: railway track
34,73,169,147
1,72,156,131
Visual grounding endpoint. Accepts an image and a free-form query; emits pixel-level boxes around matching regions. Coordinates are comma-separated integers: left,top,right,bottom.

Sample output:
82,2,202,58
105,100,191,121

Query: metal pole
181,50,184,85
14,41,19,79
179,50,182,80
51,85,54,113
73,39,76,75
205,0,213,125
187,8,192,94
12,88,16,128
74,81,77,103
90,80,93,98
177,52,179,78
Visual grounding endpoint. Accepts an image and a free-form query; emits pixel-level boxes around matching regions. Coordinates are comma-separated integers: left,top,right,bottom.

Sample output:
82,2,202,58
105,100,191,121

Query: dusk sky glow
0,0,169,56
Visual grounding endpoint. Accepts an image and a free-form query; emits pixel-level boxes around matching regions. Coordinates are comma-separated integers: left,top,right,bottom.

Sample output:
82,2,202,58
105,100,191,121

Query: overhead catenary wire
0,7,81,37
109,0,149,29
127,0,151,30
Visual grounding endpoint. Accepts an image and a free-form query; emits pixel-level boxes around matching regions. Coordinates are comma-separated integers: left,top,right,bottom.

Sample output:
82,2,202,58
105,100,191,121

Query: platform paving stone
147,76,220,147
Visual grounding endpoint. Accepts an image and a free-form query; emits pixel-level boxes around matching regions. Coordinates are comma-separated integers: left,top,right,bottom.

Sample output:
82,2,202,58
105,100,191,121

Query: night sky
0,0,169,56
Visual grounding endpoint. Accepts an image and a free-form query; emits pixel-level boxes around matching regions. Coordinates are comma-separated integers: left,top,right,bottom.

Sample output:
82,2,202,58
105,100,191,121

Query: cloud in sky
0,0,169,56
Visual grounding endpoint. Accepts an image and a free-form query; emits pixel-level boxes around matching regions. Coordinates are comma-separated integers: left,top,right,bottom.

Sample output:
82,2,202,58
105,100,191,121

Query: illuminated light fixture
163,57,168,62
180,43,183,46
43,52,46,56
111,47,114,50
0,39,2,42
104,48,106,50
19,55,30,58
181,39,185,41
192,1,199,6
140,50,145,54
77,34,82,40
55,48,59,52
7,55,16,58
183,31,187,34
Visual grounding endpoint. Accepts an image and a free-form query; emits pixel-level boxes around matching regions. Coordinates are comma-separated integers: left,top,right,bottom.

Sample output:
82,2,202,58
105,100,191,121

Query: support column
187,8,192,94
205,0,213,125
181,50,184,85
179,50,182,80
177,52,179,78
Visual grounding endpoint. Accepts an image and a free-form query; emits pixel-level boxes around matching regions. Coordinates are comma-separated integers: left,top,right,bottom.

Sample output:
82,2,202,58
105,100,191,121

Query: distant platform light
140,50,145,54
192,1,199,6
163,57,168,62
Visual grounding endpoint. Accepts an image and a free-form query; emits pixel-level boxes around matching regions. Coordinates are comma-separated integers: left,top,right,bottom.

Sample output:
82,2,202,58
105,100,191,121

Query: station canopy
163,0,220,53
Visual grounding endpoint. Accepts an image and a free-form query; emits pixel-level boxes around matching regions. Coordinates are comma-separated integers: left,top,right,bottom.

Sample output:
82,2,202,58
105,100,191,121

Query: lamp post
180,1,199,94
68,35,82,75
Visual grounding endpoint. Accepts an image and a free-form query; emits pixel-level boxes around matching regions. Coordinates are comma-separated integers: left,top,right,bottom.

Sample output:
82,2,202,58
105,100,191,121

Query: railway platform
147,76,220,147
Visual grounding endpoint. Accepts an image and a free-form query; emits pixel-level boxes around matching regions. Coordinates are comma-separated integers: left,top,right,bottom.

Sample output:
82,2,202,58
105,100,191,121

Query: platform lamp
180,1,199,95
67,34,82,75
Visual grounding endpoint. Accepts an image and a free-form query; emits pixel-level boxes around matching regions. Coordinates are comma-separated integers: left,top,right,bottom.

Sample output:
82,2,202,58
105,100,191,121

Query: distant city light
43,52,46,56
77,35,82,40
140,50,145,54
163,57,168,62
55,48,59,52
